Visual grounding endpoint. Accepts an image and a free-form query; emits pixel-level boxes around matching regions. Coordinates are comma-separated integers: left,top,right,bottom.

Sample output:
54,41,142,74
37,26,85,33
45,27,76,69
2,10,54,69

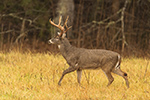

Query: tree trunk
112,0,120,20
55,0,74,38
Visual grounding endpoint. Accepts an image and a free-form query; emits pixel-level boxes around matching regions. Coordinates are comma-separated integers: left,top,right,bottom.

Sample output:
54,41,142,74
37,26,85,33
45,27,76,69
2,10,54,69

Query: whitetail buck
48,16,129,88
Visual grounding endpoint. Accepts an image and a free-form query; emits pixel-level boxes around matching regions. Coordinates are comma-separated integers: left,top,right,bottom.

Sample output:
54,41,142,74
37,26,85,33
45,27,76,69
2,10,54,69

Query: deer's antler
49,16,72,37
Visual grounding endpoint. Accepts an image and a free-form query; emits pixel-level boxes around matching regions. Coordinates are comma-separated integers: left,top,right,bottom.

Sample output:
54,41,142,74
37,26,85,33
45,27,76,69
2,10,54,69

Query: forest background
0,0,150,57
0,0,150,99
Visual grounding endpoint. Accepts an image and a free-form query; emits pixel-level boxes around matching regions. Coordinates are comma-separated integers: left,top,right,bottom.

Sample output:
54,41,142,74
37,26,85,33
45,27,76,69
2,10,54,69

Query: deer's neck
59,38,75,58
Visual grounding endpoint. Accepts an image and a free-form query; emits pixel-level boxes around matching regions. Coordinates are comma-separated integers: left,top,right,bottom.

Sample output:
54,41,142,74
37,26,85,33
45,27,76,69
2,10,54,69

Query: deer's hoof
58,83,61,86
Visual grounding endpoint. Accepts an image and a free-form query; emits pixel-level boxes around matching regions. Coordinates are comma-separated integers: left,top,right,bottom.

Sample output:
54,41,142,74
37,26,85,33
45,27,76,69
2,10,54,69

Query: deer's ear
57,32,61,36
57,32,66,38
62,33,66,38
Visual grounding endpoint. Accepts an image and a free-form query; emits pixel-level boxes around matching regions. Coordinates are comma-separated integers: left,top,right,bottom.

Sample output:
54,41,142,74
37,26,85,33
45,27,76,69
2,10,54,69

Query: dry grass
0,51,149,100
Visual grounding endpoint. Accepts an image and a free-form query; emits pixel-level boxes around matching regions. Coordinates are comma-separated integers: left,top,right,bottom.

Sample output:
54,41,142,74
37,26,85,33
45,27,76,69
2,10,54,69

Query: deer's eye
56,36,60,40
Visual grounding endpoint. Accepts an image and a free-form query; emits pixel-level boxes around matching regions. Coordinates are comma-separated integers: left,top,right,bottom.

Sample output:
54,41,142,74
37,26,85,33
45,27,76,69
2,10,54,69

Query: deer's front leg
58,66,76,85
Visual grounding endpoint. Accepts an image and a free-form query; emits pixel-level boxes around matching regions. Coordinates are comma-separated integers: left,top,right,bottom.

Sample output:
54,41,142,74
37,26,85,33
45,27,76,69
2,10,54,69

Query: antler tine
49,16,64,33
64,26,72,33
49,19,58,27
63,16,72,33
63,16,69,28
49,16,72,37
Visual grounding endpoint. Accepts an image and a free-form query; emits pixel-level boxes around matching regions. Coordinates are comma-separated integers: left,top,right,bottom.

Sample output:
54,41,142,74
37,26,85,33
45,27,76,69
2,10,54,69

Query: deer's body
59,38,119,70
49,16,129,88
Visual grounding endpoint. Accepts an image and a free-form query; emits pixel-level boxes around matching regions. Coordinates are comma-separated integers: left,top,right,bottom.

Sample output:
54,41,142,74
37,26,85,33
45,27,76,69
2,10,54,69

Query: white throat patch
58,45,61,49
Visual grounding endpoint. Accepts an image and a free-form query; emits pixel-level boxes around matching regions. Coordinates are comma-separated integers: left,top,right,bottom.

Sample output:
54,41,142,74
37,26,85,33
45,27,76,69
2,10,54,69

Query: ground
0,51,149,100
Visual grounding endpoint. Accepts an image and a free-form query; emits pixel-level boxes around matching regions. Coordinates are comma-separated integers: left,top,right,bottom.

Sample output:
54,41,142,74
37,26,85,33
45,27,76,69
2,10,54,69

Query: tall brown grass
0,51,149,100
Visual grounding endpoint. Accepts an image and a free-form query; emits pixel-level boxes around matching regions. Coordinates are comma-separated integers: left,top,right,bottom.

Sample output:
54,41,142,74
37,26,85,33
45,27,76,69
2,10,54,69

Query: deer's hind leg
102,68,114,87
105,71,114,87
102,63,115,87
77,69,82,84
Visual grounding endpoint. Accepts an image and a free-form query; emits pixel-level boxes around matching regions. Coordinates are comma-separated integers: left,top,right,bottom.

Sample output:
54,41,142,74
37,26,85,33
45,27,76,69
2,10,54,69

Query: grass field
0,51,149,100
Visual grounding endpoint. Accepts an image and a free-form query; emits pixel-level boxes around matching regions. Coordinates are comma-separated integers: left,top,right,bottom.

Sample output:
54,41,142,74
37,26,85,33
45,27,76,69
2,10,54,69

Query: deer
48,16,129,88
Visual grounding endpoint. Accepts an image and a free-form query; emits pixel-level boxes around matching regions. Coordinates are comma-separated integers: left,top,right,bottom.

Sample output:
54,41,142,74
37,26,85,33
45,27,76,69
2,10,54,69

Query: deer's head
48,16,72,45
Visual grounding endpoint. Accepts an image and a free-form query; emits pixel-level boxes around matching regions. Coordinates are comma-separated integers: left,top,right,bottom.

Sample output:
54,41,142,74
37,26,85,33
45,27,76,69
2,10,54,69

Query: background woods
0,0,150,56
